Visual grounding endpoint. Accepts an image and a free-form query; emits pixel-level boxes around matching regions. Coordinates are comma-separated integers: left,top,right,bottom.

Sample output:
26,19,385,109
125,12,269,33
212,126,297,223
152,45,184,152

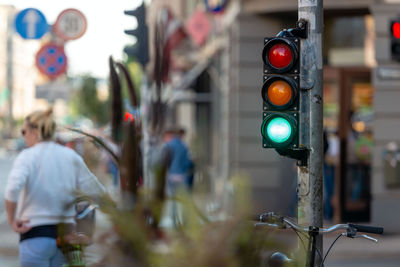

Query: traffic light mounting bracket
276,148,309,166
275,19,310,166
277,19,308,39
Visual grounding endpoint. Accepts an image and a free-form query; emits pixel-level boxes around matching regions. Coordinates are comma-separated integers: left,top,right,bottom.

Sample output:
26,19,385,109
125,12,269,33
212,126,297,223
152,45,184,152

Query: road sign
54,9,87,41
15,8,49,39
36,82,70,102
204,0,229,13
35,43,67,79
186,9,211,46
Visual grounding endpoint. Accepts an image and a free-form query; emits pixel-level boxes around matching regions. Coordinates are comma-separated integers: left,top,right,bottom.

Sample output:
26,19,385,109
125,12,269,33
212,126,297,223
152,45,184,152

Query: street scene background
0,0,400,266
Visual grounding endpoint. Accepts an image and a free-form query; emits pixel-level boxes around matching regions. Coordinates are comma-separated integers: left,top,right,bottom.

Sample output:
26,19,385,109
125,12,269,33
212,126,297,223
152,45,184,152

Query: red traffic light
392,22,400,39
262,38,298,73
268,43,293,69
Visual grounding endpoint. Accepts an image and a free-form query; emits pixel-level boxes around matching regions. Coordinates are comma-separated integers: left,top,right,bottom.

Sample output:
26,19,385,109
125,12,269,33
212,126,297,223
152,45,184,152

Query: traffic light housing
260,20,310,166
391,19,400,61
124,2,149,67
261,36,300,149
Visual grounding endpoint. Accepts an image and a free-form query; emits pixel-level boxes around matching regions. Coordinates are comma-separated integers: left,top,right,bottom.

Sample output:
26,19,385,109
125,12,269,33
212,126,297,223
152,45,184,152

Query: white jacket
5,141,106,227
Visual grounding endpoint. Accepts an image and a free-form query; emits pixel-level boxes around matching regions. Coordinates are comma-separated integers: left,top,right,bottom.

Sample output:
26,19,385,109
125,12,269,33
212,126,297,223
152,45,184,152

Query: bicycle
57,203,98,267
254,212,384,267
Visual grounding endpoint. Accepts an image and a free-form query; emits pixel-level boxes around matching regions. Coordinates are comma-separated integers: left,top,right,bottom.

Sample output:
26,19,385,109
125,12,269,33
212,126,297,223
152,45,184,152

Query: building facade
0,5,40,125
147,0,400,232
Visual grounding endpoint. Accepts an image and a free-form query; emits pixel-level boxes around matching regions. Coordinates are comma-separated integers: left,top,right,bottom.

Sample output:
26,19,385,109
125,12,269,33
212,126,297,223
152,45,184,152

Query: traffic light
124,2,149,67
391,19,400,61
261,36,300,150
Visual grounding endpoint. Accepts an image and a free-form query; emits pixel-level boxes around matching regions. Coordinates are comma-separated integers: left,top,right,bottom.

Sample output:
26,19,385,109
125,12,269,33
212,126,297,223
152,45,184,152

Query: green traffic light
266,117,292,143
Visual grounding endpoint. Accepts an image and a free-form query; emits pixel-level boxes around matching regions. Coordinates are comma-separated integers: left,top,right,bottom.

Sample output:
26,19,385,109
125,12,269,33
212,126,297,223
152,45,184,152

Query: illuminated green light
266,117,292,143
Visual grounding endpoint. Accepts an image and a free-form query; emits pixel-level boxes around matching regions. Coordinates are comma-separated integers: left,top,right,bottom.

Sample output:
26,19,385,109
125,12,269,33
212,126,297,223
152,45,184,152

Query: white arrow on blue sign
15,8,49,39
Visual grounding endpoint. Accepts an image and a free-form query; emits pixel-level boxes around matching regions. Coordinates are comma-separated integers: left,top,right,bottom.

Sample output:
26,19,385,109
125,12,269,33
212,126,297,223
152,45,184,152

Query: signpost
53,8,87,41
297,0,324,266
15,8,49,39
35,43,67,79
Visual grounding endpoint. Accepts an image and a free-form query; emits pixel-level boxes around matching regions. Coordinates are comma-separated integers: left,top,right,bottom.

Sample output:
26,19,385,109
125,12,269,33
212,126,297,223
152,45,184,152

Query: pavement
2,225,399,267
265,226,400,266
323,232,400,266
0,151,19,267
1,211,399,266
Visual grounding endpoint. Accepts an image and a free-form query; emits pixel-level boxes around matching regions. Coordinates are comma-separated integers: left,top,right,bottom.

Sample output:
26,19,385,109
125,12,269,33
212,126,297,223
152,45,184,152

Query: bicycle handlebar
255,212,384,236
348,223,384,235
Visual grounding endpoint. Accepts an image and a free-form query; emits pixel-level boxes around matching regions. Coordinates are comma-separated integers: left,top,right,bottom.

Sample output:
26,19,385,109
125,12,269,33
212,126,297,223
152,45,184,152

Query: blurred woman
4,108,106,267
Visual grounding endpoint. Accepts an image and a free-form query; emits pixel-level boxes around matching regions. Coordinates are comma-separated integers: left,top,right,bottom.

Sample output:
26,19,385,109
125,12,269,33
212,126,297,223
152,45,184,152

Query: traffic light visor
267,80,293,107
392,21,400,39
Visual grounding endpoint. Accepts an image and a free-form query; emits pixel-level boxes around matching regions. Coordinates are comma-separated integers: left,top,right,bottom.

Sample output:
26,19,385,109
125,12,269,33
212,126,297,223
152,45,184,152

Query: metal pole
297,0,324,265
6,8,14,137
141,74,153,192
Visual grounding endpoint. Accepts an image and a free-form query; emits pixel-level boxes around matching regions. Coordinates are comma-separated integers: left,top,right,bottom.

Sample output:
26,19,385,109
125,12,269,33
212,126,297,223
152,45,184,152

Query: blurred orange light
267,80,293,106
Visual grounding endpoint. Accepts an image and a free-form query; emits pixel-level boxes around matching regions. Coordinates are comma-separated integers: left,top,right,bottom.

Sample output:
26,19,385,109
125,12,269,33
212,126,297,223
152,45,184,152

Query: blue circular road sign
15,8,49,39
204,0,229,13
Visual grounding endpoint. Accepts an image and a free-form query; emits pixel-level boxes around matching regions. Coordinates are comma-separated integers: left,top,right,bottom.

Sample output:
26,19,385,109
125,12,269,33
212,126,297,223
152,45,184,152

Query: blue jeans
20,237,65,267
166,175,187,227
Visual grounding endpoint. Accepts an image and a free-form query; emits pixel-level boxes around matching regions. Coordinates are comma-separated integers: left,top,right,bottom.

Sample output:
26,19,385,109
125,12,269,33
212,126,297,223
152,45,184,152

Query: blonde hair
25,108,56,140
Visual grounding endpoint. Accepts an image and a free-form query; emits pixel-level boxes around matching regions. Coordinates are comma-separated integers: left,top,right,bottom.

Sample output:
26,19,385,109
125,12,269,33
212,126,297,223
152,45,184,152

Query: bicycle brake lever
354,234,378,243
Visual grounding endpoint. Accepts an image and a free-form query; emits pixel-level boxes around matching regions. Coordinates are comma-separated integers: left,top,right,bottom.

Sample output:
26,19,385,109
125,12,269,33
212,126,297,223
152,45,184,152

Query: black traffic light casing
391,19,400,61
124,2,149,67
261,36,300,149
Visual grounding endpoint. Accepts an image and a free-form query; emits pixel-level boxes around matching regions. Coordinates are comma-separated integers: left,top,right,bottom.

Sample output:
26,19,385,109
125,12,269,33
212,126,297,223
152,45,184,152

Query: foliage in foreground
68,58,294,267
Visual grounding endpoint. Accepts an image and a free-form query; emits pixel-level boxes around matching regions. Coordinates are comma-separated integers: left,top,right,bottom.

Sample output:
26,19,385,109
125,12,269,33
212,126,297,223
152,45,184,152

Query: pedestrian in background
4,108,106,267
162,126,193,226
163,127,193,191
177,127,195,190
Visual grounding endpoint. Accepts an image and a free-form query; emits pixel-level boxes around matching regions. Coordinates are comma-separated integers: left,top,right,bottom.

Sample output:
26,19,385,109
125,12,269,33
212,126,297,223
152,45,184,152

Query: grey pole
6,8,14,137
141,74,152,192
298,0,324,265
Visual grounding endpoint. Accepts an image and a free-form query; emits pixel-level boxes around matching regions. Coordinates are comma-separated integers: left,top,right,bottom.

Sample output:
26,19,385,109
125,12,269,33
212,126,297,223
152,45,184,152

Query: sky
1,0,142,78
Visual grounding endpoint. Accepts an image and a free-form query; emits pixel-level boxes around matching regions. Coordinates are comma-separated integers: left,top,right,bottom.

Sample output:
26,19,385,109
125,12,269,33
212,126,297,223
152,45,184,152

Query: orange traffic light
267,80,294,107
262,77,297,110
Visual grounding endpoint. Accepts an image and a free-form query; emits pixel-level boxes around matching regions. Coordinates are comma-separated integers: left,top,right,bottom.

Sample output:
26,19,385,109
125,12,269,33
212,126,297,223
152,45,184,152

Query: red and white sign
35,43,67,79
185,9,211,46
53,9,87,41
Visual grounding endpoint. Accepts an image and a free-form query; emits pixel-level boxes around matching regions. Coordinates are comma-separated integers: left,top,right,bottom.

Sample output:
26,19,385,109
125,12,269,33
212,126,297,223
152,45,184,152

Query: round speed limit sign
54,8,87,41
